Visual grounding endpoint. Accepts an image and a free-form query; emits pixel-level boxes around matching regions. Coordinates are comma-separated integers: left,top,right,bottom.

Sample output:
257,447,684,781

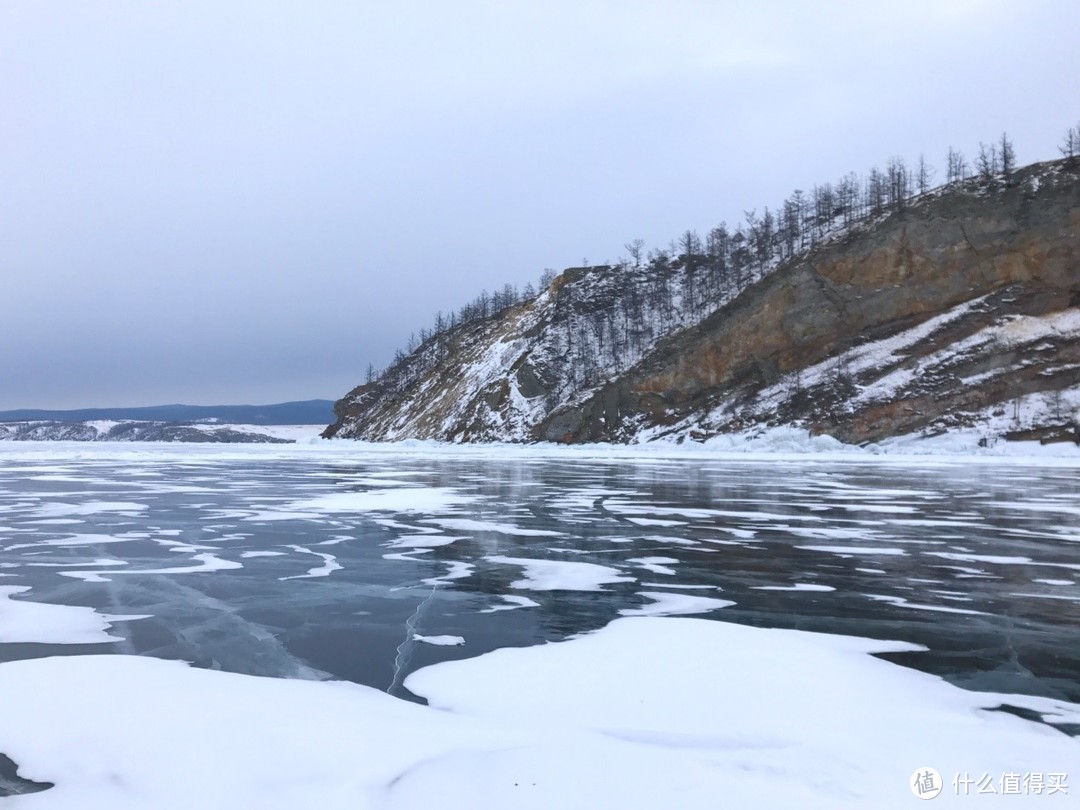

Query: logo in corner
911,767,943,799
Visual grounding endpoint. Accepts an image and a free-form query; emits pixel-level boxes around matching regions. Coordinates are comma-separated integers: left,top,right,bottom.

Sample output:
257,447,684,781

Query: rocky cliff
326,158,1079,446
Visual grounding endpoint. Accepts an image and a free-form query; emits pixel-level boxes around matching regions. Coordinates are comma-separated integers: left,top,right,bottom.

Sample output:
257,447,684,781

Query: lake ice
0,442,1077,806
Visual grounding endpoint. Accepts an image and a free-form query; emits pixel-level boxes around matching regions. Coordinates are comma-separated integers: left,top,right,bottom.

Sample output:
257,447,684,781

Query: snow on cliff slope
639,304,1080,445
330,250,775,442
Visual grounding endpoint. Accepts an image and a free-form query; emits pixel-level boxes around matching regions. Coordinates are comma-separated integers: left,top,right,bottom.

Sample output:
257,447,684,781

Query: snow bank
1,618,1075,808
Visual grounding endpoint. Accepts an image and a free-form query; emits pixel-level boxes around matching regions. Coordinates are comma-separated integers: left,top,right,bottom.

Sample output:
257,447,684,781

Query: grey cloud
1,0,1077,408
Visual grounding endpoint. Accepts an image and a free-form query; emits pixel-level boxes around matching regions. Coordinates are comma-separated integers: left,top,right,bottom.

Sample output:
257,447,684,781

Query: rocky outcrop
327,159,1080,446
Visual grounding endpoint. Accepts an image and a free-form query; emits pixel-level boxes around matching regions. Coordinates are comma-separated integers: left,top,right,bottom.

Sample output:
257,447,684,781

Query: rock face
326,159,1080,446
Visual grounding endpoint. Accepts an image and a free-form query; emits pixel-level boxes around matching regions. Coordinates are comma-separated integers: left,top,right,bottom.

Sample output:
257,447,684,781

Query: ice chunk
412,634,465,646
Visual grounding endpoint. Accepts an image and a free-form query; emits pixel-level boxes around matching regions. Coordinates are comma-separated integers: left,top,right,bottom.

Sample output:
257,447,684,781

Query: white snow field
0,617,1075,809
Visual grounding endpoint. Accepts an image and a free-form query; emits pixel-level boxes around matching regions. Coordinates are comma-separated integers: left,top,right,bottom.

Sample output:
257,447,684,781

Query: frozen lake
1,442,1077,717
2,442,1079,806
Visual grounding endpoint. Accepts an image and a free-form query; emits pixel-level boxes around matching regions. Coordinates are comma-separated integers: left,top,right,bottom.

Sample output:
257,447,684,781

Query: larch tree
916,154,934,195
836,173,860,226
1060,123,1080,159
886,156,910,210
866,168,886,217
975,142,999,184
999,132,1016,183
946,147,967,185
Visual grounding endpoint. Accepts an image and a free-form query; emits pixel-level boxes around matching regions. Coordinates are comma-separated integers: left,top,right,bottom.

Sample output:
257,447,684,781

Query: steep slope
326,158,1079,446
327,256,761,441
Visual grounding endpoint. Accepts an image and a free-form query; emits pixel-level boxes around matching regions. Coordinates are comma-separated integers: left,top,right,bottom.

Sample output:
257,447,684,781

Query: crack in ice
387,582,439,696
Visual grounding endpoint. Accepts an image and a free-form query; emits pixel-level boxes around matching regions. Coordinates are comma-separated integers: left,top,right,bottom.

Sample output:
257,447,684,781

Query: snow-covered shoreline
1,425,1078,466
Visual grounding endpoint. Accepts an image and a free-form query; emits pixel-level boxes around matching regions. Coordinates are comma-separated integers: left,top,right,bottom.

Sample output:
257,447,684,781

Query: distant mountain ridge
0,421,296,443
0,400,335,426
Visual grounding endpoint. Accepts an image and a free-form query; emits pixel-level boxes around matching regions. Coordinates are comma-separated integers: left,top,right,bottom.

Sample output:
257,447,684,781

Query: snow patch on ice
479,595,540,613
796,545,907,556
423,518,563,537
278,545,342,580
618,591,734,616
0,586,143,644
33,501,147,518
626,556,680,575
864,593,990,616
57,552,242,582
283,487,474,516
412,634,465,646
486,555,635,591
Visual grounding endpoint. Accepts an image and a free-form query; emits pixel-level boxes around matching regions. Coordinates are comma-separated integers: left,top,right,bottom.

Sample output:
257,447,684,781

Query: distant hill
325,156,1079,446
0,400,336,426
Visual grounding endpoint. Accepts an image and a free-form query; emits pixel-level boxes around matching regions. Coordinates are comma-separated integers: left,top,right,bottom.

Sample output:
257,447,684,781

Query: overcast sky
1,1,1077,409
